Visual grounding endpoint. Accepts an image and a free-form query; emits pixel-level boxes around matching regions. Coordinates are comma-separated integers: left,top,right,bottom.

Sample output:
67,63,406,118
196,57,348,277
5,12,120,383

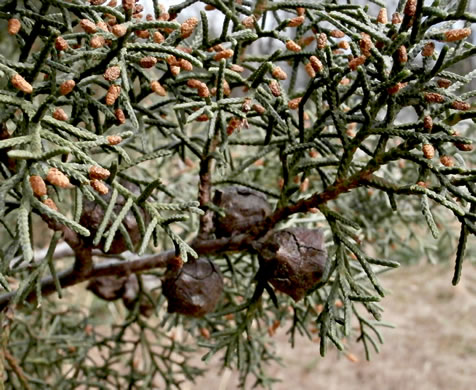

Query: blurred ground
187,263,476,390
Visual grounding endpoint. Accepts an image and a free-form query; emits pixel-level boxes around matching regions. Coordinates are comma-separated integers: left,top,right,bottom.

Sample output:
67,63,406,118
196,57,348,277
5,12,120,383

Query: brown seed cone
151,80,166,96
30,176,47,197
107,135,123,145
46,168,71,188
241,15,256,28
440,155,454,167
423,115,433,131
80,19,97,34
90,0,107,4
422,144,435,159
181,17,198,38
222,80,231,96
349,55,366,70
104,66,121,81
288,16,304,27
213,186,272,238
298,35,315,48
398,45,408,63
55,36,69,51
105,85,121,105
271,66,287,80
305,62,316,78
451,100,471,111
254,227,327,302
11,74,33,94
212,44,224,52
455,142,473,152
360,33,372,57
60,80,75,95
288,97,302,110
269,80,281,97
422,42,435,57
90,179,109,194
296,7,305,16
153,31,165,43
179,59,193,71
437,78,451,88
139,56,157,68
89,165,110,180
114,109,126,124
162,257,224,317
87,275,128,301
404,0,417,17
8,18,21,35
309,56,323,73
214,49,234,61
166,55,179,66
197,83,210,98
377,8,388,24
392,12,402,24
286,40,301,52
96,21,109,32
316,33,327,49
170,65,181,76
43,198,59,212
424,92,445,103
444,28,472,42
112,24,128,37
230,64,244,73
205,4,216,10
52,108,68,121
330,29,345,38
90,35,106,48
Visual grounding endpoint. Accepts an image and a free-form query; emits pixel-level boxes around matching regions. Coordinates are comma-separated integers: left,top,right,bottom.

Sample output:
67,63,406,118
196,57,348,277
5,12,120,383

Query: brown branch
3,348,33,390
0,163,379,310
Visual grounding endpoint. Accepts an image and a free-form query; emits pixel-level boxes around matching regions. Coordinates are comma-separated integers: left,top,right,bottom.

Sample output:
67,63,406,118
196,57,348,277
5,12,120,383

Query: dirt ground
187,262,476,390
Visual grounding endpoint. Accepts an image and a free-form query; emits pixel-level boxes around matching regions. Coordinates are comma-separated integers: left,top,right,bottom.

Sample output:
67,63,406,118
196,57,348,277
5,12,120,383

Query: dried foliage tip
305,62,316,78
55,36,69,51
80,19,97,34
253,104,265,115
288,16,304,27
29,176,47,197
452,101,471,111
242,16,256,28
269,80,281,97
90,179,109,194
214,49,234,61
8,18,21,35
440,155,454,167
107,135,122,145
349,55,366,70
288,97,302,110
104,66,121,81
89,166,110,180
60,80,75,95
181,17,198,38
52,108,68,121
46,168,71,188
286,40,301,52
437,79,451,88
398,45,408,63
310,56,323,72
444,28,472,42
112,24,127,37
330,30,345,38
90,35,106,48
423,115,433,131
404,0,417,17
11,74,33,94
360,33,372,57
422,42,435,57
197,83,210,98
43,198,58,212
140,56,157,68
317,33,327,49
392,12,402,24
272,66,287,80
151,81,167,96
424,92,445,103
106,85,121,105
153,31,165,43
377,8,388,24
422,144,435,159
